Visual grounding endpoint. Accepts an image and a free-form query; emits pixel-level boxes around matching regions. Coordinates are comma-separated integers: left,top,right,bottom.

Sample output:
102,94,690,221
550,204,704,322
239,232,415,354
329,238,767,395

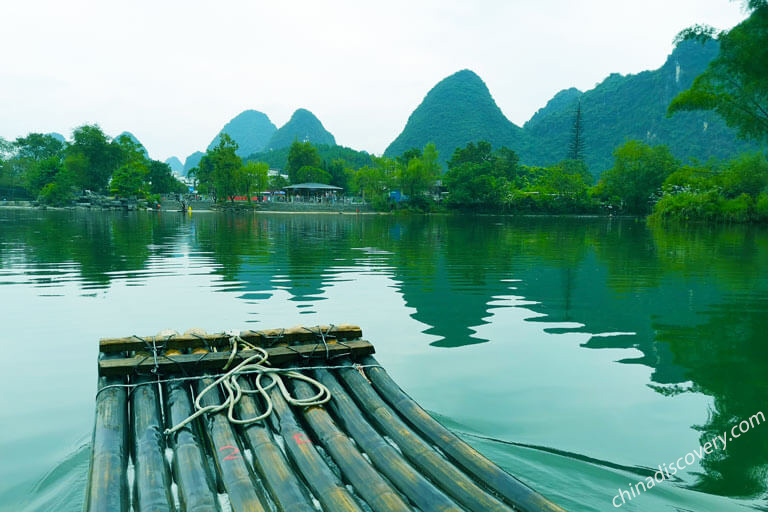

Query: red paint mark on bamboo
219,445,241,460
293,433,312,445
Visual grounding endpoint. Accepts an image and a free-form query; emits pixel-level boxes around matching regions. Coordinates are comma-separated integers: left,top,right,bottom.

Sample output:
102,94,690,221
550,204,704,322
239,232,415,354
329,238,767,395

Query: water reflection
1,210,767,504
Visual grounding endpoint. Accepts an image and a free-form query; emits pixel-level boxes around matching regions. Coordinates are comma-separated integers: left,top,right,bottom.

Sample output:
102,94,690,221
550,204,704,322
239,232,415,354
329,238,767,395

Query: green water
0,209,766,512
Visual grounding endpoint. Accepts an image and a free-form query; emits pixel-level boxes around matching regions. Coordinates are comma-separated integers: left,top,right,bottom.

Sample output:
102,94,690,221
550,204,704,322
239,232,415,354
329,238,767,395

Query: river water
0,209,766,511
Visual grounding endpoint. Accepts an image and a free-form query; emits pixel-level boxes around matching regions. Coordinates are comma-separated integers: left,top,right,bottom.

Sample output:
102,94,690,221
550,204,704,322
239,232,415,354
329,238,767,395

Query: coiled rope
162,333,333,436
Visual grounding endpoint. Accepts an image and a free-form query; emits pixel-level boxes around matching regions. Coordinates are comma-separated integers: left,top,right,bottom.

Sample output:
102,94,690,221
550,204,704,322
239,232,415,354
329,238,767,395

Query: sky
0,0,749,162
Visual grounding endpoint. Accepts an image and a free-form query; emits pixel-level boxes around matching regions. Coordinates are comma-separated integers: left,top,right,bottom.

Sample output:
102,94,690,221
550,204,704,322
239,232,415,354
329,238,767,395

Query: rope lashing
163,333,333,436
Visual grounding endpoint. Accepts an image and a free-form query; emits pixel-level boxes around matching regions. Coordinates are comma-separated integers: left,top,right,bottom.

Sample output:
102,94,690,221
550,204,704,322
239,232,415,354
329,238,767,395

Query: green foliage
324,158,350,191
38,181,74,205
669,7,768,143
720,152,768,197
67,125,124,192
265,109,335,151
651,151,768,223
246,143,373,173
384,70,525,167
197,134,242,201
286,141,321,183
240,161,269,201
567,100,585,161
268,174,289,191
15,133,64,160
110,161,149,197
296,166,332,184
397,143,440,199
444,142,517,210
147,160,186,195
596,140,680,214
27,156,64,196
350,157,397,208
523,41,760,175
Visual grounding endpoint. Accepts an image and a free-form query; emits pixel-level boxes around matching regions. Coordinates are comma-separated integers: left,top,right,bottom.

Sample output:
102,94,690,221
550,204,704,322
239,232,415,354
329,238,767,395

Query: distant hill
47,132,66,143
115,131,149,158
265,109,336,150
520,40,760,174
183,151,204,173
246,143,372,170
384,69,526,168
208,110,277,158
384,43,762,176
164,156,184,175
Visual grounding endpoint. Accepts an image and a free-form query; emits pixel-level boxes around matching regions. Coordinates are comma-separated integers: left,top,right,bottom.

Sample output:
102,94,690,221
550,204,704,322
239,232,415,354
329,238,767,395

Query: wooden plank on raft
98,340,375,377
99,325,363,353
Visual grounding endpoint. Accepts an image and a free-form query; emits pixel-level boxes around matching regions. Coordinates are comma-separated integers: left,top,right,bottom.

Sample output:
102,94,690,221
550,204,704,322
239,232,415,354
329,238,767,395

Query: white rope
162,334,332,436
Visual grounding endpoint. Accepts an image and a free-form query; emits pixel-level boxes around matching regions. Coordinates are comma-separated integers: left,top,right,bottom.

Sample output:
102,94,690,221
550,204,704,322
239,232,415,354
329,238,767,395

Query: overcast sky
1,0,749,162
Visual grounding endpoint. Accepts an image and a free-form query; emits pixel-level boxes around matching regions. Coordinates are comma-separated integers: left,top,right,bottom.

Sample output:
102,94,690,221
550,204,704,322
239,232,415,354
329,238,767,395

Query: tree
296,166,332,184
721,152,768,197
444,141,519,210
147,160,185,194
286,141,321,183
27,156,65,196
396,147,422,167
268,174,289,191
597,140,680,213
67,125,124,192
668,6,768,143
15,133,64,161
350,157,397,207
240,161,269,202
324,158,349,191
567,100,585,161
196,134,242,202
397,143,440,199
110,161,149,197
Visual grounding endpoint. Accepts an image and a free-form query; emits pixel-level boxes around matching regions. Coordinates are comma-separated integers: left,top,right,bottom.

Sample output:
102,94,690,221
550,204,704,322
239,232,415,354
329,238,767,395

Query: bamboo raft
85,325,565,512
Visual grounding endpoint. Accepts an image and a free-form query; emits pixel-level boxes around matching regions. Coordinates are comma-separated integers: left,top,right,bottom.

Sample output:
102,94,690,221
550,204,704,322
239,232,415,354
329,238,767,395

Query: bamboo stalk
263,376,363,512
164,376,220,512
234,377,315,512
361,356,566,512
312,367,462,512
84,358,129,512
291,378,412,512
130,375,174,511
337,361,512,512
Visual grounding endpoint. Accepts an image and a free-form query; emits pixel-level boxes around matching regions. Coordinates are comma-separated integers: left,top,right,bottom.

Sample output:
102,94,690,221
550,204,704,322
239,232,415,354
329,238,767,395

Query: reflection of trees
655,298,768,497
0,210,183,288
649,222,768,291
193,213,271,282
509,217,768,497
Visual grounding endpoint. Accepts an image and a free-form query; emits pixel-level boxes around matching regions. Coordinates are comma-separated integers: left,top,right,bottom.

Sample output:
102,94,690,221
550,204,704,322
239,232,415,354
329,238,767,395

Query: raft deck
85,325,564,512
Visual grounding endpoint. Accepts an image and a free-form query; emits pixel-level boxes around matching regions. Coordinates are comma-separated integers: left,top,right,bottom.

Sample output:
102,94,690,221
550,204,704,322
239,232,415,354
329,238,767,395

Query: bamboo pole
337,362,512,512
234,377,315,512
312,367,462,512
164,369,220,511
291,378,412,512
195,375,268,512
360,356,566,512
84,357,129,512
262,376,363,512
130,375,175,511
